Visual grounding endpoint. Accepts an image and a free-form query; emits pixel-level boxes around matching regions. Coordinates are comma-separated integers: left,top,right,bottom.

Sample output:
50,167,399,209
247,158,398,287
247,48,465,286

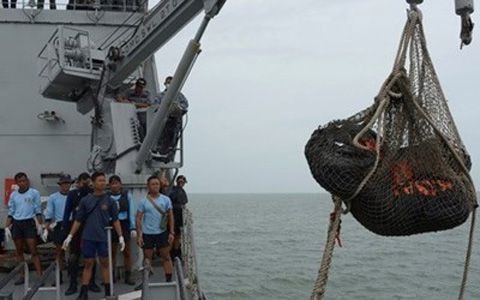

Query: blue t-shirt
75,193,119,242
109,192,136,230
44,192,68,223
137,194,172,235
8,188,41,220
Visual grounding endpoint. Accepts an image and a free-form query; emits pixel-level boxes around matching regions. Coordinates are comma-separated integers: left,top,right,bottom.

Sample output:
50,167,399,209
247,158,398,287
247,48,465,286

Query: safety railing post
55,260,60,300
174,257,187,300
22,262,56,300
141,259,151,300
106,226,114,297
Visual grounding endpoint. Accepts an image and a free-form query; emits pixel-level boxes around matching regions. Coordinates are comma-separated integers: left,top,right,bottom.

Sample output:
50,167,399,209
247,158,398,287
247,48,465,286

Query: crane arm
107,0,225,88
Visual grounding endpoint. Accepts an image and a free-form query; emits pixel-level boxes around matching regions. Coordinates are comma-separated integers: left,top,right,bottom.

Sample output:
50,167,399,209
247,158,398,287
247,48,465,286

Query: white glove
118,236,125,252
4,227,12,244
41,229,49,243
130,230,137,239
37,225,43,237
62,234,73,250
48,222,57,230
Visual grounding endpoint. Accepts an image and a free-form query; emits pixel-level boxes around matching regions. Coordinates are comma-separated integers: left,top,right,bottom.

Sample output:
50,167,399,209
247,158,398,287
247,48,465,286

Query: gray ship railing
0,260,61,300
23,261,61,300
141,258,185,300
0,262,29,296
174,257,188,300
182,207,206,300
3,0,146,12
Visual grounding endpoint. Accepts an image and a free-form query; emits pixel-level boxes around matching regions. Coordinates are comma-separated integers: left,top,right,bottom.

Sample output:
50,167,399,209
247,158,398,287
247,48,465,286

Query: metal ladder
139,258,187,300
0,261,61,300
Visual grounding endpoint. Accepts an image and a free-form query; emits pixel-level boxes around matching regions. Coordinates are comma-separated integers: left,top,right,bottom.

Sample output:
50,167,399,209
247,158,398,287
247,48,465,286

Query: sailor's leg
123,241,135,285
99,256,111,296
13,238,26,284
25,238,42,277
158,246,173,282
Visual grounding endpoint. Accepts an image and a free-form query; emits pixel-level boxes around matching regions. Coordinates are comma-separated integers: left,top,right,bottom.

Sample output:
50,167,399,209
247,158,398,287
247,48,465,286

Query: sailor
119,78,155,108
153,76,189,162
2,0,16,9
108,175,136,286
168,175,188,259
116,78,155,139
37,0,56,9
42,174,74,285
63,172,125,300
62,172,101,296
134,176,175,290
4,172,43,285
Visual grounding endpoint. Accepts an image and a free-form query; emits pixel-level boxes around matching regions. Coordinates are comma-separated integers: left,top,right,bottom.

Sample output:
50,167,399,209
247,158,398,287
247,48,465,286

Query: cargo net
305,10,477,236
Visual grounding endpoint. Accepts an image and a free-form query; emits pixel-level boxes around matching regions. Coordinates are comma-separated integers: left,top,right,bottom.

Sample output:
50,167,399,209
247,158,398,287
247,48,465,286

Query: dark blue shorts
51,223,66,246
143,232,169,250
81,240,109,258
11,219,37,240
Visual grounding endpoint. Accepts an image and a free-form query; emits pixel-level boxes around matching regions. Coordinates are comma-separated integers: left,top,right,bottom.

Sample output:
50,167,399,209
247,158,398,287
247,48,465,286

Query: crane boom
107,0,206,88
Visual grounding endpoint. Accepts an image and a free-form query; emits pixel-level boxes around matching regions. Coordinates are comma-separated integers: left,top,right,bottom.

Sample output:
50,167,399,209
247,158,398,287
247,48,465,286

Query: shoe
88,281,101,293
76,285,88,300
134,283,143,291
14,277,25,285
124,271,136,286
65,282,78,296
104,283,111,297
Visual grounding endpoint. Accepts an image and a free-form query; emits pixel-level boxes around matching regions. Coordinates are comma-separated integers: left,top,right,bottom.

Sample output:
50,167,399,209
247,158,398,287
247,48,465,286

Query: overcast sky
151,0,480,194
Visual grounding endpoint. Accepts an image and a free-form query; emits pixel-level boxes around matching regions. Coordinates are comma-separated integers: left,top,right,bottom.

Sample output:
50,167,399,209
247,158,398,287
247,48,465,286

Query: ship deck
0,262,188,300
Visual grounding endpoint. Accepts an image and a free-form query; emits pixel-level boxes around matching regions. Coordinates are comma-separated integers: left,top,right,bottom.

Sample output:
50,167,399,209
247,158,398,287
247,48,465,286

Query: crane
38,0,226,181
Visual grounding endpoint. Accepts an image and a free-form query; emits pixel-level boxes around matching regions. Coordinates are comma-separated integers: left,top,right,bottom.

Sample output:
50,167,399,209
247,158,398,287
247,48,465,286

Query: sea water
191,193,480,300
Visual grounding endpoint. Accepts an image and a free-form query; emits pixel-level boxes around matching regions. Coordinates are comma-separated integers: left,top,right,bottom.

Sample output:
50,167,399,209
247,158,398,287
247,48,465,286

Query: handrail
22,261,57,300
4,0,146,12
141,258,152,300
174,257,188,300
0,262,25,290
105,226,114,297
182,207,205,300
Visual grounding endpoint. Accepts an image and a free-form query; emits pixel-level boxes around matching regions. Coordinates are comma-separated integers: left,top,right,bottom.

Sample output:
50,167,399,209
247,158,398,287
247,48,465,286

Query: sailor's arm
44,195,55,228
62,191,74,227
5,194,15,228
136,210,144,247
33,190,43,226
167,208,175,244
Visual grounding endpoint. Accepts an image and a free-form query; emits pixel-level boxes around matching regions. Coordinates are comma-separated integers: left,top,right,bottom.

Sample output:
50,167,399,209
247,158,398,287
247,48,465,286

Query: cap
176,175,187,183
109,175,122,183
136,78,147,86
76,172,90,182
58,174,73,184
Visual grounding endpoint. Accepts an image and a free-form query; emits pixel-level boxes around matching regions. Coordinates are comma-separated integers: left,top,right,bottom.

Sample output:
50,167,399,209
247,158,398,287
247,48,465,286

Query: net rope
307,8,477,299
182,207,201,300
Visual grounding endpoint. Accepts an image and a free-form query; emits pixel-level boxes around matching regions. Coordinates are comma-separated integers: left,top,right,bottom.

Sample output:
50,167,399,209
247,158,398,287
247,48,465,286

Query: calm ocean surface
190,193,480,300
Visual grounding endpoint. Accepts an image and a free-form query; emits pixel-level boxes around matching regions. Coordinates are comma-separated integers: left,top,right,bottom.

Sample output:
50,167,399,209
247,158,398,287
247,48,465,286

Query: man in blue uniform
108,175,136,285
62,172,101,295
42,174,73,285
135,176,175,290
63,172,125,300
152,76,189,162
169,175,188,260
4,172,43,285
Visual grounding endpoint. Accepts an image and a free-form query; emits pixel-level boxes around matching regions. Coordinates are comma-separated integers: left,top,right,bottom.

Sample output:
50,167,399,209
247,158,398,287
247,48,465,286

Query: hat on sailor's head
176,175,187,183
58,174,74,184
136,78,147,86
76,172,91,182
